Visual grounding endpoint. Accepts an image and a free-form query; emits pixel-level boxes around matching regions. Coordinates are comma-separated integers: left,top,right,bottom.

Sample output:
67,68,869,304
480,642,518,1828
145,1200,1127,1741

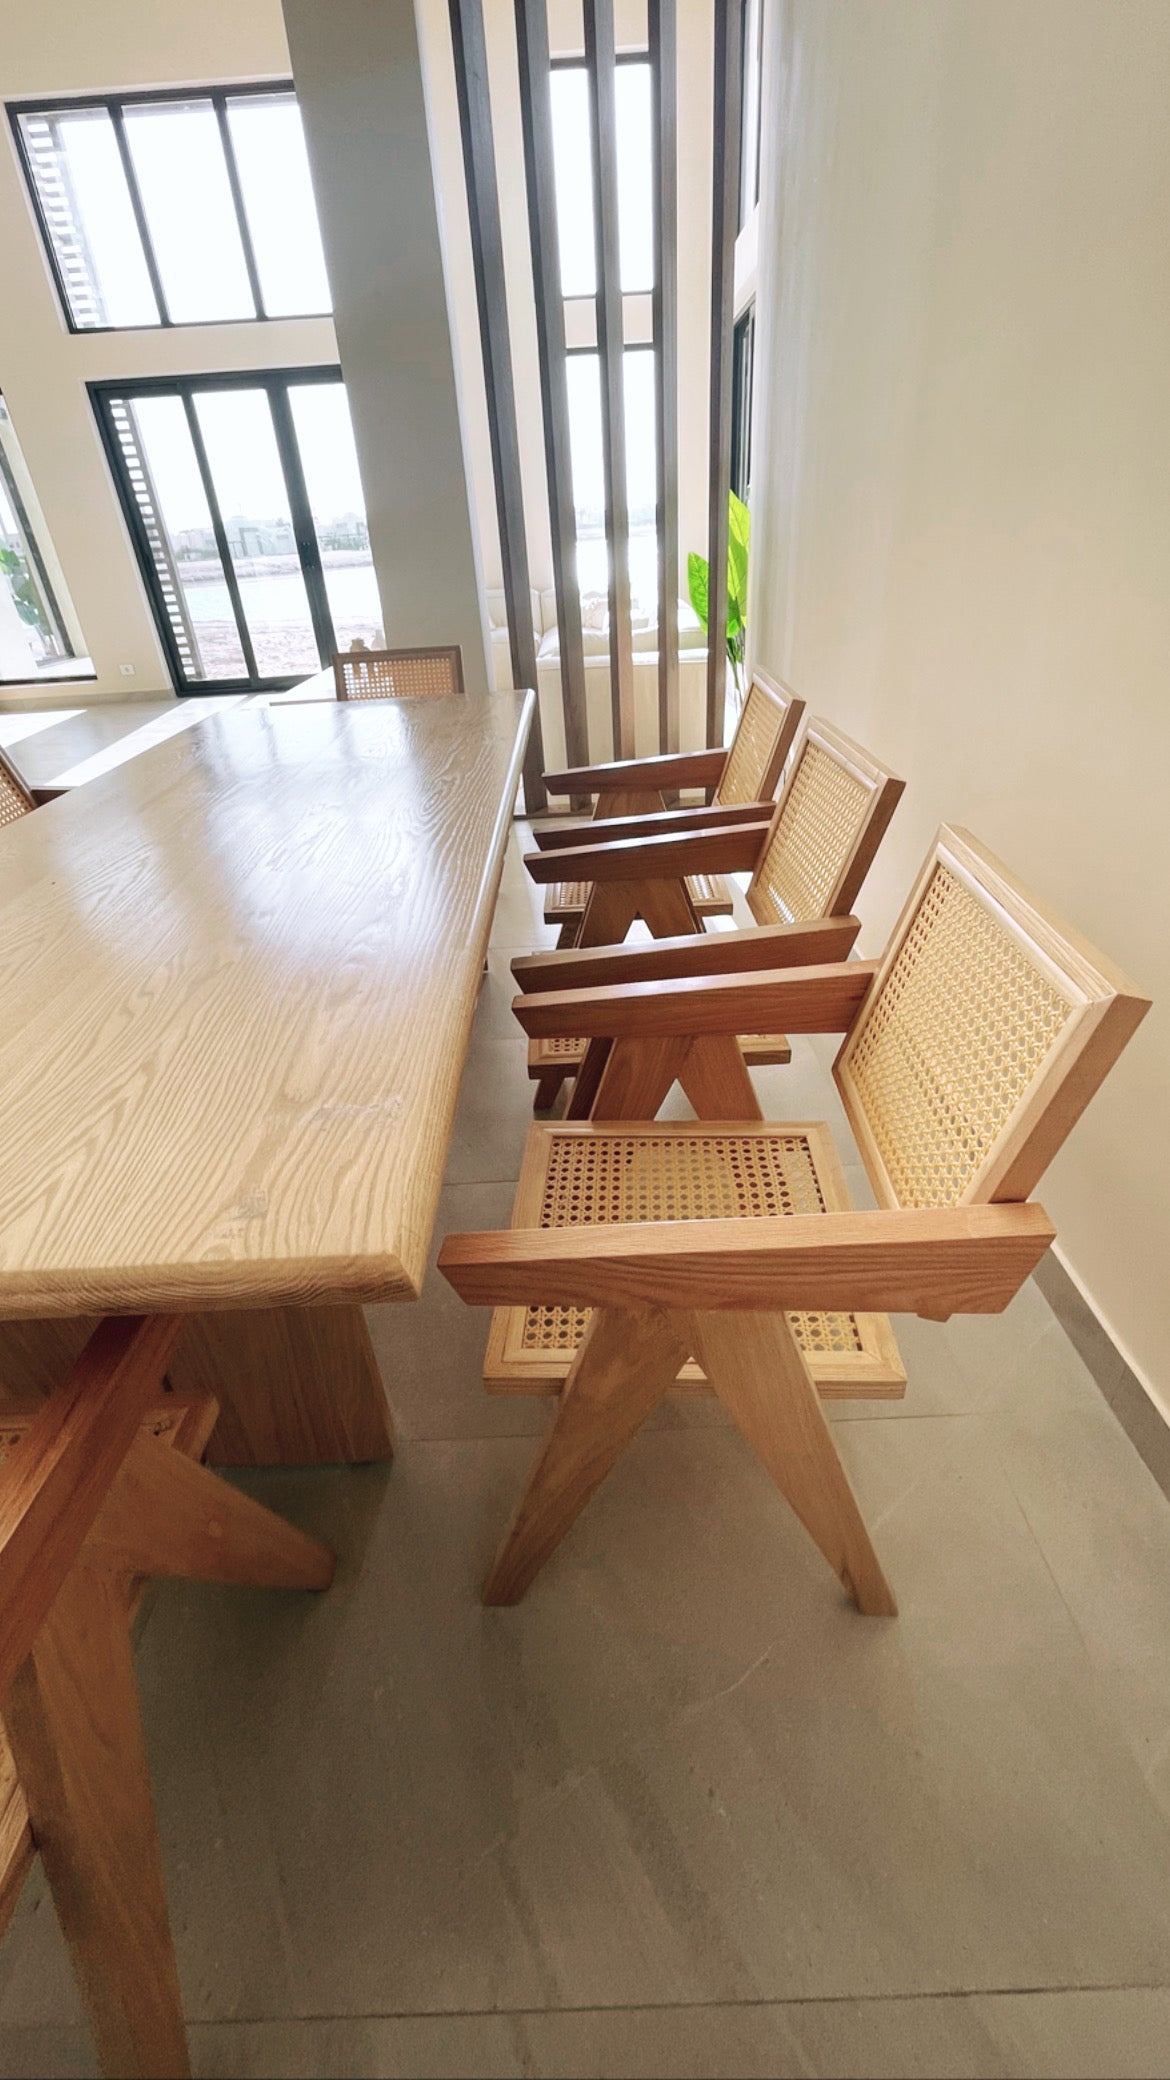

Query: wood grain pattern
482,1305,691,1604
523,819,770,886
438,1202,1056,1313
168,1306,394,1467
686,1310,896,1615
511,961,878,1041
3,1565,190,2080
510,916,862,990
544,748,727,795
0,694,532,1318
533,801,767,849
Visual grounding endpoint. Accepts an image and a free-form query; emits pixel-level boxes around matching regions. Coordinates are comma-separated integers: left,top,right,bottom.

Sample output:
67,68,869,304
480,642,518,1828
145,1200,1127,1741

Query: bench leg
483,1306,690,1605
686,1310,897,1616
3,1566,189,2080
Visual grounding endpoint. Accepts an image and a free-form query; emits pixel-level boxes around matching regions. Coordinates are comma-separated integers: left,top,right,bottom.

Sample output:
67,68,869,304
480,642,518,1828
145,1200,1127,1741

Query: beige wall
751,0,1170,1407
0,0,335,699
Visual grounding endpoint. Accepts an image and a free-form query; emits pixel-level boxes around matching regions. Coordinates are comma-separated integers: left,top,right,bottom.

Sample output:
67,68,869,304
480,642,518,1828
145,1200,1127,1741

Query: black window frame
8,82,329,335
730,301,755,507
90,365,363,697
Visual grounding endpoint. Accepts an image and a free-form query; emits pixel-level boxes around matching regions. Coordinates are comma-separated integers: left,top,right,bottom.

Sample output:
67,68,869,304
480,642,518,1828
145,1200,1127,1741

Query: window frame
89,365,367,696
8,82,327,335
730,301,755,507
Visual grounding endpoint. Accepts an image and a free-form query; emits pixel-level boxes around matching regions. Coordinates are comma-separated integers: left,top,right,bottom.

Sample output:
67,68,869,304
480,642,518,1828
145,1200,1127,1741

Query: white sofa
485,586,709,786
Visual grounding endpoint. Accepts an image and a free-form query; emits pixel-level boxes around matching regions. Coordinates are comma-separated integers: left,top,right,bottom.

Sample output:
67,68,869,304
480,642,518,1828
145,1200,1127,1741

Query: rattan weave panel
846,862,1076,1207
335,648,460,700
716,680,787,806
752,740,871,925
0,759,32,829
519,1129,864,1361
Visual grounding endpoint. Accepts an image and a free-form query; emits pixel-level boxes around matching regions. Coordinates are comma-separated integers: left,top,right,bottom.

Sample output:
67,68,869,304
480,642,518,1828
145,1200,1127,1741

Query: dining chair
520,718,905,1110
0,1316,334,2079
0,747,35,827
332,644,464,700
540,668,805,943
439,826,1150,1612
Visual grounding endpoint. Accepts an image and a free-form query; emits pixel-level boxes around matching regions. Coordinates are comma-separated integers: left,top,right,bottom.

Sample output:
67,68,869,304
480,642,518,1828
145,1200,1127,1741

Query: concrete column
283,0,491,690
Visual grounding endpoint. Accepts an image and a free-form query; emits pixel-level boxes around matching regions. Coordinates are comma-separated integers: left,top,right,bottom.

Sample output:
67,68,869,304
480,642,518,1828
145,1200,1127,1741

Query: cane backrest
333,645,463,700
713,669,803,807
0,748,34,828
747,718,904,927
836,826,1151,1211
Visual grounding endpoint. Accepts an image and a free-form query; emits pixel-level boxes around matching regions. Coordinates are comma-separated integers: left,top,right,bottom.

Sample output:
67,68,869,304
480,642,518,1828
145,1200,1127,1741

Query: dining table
0,686,534,1467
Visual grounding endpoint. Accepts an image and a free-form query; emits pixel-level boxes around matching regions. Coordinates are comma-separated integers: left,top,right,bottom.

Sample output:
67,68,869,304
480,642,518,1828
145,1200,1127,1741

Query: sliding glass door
91,369,379,692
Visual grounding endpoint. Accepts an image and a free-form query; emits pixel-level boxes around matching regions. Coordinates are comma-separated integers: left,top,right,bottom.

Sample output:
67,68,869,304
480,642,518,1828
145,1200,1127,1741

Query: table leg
168,1304,395,1467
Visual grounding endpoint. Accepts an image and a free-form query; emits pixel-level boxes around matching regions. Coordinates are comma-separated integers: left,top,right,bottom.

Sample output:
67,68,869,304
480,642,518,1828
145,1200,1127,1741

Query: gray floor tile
443,955,539,1185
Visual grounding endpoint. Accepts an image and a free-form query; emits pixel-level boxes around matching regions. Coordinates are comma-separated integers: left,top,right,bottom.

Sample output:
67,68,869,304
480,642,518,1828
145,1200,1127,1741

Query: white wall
752,0,1170,1406
0,0,334,699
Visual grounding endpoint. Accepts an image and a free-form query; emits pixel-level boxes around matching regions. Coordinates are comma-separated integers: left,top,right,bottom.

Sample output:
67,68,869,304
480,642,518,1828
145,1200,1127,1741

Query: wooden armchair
539,669,805,943
519,718,904,1109
439,827,1149,1612
333,644,464,700
0,747,35,827
0,1316,334,2079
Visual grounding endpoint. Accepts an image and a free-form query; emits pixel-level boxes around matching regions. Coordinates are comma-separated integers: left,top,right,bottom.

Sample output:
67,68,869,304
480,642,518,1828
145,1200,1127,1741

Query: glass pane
193,389,320,677
123,100,255,323
124,395,248,684
566,354,607,597
739,0,763,226
226,94,331,316
287,385,379,652
551,67,595,298
615,63,653,293
624,349,657,611
18,108,159,329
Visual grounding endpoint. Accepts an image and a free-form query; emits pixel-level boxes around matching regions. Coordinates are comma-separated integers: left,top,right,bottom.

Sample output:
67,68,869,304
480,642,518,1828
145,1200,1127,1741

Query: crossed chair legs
479,1303,896,1618
0,1316,335,2080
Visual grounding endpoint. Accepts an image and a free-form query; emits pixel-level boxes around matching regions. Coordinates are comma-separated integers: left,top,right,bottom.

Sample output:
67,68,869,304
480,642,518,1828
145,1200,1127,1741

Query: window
731,303,755,505
91,371,377,693
738,0,764,229
11,87,331,331
0,393,93,686
550,53,658,612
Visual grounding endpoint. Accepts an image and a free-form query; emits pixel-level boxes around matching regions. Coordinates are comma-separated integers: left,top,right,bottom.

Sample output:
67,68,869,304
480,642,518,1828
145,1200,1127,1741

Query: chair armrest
438,1204,1056,1314
544,749,728,795
511,917,862,990
523,821,770,886
532,802,768,851
511,960,879,1041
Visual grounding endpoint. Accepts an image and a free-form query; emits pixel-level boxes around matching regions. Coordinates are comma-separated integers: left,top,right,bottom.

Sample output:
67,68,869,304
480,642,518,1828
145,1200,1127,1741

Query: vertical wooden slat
514,0,590,781
705,0,744,749
584,0,636,760
649,0,679,756
449,0,548,811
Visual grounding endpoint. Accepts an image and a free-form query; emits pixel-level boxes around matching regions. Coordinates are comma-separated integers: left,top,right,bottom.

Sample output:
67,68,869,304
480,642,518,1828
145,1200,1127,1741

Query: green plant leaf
727,489,749,628
687,550,709,633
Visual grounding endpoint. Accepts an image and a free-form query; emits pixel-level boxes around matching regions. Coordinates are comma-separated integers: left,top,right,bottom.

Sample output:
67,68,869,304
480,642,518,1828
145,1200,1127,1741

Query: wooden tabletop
0,691,533,1319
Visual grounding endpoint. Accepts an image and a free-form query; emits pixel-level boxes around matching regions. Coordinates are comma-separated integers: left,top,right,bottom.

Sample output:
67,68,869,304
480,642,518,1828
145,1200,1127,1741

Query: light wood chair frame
440,825,1149,1614
519,719,905,1110
537,670,806,943
0,1316,335,2079
332,644,465,700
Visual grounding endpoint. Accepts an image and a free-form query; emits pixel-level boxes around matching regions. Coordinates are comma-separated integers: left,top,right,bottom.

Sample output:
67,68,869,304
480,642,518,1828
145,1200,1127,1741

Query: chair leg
483,1306,690,1605
686,1310,897,1617
577,882,640,947
83,1435,335,1592
3,1566,189,2080
532,1069,567,1112
588,1036,693,1119
677,1035,763,1120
